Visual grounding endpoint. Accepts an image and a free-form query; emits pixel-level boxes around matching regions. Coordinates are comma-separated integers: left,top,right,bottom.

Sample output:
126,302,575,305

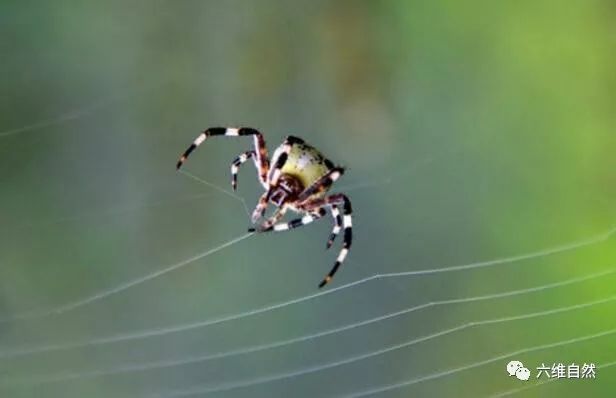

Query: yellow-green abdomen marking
281,143,333,189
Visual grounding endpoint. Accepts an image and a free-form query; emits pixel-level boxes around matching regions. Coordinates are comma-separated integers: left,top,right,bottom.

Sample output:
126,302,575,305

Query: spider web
1,116,614,397
2,5,615,397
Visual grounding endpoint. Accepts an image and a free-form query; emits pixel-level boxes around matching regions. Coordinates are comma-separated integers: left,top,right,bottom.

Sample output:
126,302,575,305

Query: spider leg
176,127,270,185
317,193,353,288
251,191,271,223
249,206,289,232
326,204,342,249
230,150,266,191
249,207,327,233
294,166,345,249
297,167,345,202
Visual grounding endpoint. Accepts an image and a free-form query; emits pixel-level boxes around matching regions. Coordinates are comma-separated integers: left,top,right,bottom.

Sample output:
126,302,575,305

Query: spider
176,127,353,288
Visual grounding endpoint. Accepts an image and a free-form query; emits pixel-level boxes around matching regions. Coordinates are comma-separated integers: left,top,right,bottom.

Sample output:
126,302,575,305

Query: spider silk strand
150,296,616,397
341,328,616,398
7,267,612,385
0,226,613,359
0,232,254,324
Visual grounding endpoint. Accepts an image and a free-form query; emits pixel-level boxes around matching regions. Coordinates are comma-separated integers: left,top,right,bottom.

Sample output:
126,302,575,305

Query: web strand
341,329,616,398
0,85,158,138
1,171,253,324
0,232,254,324
0,226,612,359
145,296,616,397
6,268,613,385
179,169,251,218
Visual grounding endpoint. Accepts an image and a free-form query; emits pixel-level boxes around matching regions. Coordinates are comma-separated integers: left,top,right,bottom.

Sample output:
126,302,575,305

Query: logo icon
507,360,530,381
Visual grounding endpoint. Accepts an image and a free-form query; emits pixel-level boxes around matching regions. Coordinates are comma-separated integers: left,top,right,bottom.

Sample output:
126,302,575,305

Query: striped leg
250,208,327,233
230,150,261,191
318,194,353,288
176,127,270,186
297,167,345,202
326,205,342,249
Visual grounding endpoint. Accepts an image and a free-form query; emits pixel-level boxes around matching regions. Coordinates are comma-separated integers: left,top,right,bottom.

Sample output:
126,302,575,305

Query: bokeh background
1,1,615,397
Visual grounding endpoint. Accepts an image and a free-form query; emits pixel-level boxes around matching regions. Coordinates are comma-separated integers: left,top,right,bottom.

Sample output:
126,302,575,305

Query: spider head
270,174,303,207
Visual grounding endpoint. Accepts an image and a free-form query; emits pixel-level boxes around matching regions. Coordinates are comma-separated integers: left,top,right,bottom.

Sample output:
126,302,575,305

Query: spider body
176,127,353,288
269,140,334,206
275,141,333,190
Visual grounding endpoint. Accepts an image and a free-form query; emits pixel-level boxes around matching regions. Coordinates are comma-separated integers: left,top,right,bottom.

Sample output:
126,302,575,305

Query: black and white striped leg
326,205,342,249
253,208,327,233
176,128,270,186
318,194,353,288
297,167,345,202
230,150,258,191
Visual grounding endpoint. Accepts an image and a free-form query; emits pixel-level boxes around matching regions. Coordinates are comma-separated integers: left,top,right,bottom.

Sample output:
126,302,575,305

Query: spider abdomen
277,141,334,191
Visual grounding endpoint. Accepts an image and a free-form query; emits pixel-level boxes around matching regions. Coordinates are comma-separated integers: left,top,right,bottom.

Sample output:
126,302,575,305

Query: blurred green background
1,1,615,397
